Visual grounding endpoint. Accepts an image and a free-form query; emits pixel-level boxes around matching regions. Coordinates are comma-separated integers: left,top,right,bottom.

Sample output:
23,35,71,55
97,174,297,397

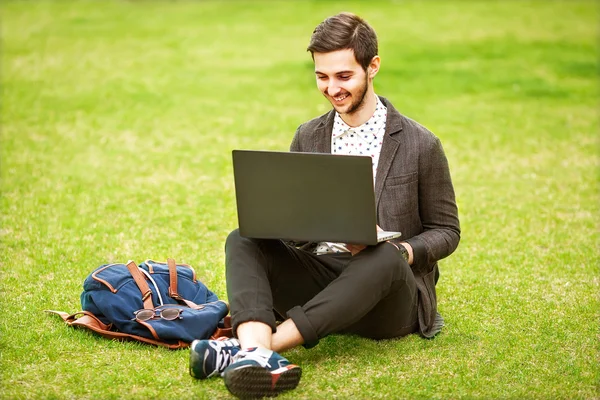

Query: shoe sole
224,365,302,399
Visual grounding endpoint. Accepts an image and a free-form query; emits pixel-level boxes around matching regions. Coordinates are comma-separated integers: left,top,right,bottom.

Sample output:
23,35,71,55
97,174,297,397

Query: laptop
232,150,401,245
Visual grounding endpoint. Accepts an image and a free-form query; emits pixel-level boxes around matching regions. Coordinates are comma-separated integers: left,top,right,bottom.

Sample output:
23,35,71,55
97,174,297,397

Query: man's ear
368,56,381,79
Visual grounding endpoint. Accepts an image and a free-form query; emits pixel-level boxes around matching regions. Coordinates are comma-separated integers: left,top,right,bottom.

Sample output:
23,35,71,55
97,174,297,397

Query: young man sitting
190,12,460,399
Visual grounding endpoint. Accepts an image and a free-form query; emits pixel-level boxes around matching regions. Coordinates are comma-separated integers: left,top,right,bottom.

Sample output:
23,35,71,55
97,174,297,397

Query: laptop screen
232,150,381,245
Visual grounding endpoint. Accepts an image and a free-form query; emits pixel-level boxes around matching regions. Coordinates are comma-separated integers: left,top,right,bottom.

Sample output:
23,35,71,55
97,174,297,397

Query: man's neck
339,91,378,127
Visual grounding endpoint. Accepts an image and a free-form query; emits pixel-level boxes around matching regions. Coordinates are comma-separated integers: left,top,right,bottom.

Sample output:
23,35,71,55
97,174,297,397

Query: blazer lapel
311,110,335,153
374,97,404,209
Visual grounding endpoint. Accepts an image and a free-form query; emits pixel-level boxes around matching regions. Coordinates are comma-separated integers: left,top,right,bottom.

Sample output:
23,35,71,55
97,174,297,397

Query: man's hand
345,225,384,255
345,243,367,256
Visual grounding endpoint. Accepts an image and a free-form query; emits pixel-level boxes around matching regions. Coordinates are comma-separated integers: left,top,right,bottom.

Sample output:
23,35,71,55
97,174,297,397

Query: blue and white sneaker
189,337,241,379
223,347,302,398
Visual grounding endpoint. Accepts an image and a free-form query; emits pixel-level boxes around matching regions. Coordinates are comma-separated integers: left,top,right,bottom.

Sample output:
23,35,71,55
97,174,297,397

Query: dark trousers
225,229,419,348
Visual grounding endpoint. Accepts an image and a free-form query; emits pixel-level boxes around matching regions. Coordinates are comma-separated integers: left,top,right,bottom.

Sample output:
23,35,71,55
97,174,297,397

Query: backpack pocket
135,301,229,343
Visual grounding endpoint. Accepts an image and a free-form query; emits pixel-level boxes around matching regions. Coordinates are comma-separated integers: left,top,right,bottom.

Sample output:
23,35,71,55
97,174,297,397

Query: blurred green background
1,1,598,399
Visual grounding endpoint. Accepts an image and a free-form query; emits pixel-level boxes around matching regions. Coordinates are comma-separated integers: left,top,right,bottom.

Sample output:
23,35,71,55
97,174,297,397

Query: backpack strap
166,258,206,310
45,310,189,349
126,261,154,310
168,258,179,298
210,315,233,339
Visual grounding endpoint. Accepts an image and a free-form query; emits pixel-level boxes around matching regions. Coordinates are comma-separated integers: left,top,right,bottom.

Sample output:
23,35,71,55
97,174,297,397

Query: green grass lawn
1,0,598,398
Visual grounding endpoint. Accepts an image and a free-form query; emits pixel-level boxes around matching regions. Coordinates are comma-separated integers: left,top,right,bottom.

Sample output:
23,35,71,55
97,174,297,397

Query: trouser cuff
287,306,319,349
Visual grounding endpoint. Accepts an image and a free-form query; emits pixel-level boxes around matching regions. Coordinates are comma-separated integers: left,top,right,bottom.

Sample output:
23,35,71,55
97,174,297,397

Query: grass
1,0,598,398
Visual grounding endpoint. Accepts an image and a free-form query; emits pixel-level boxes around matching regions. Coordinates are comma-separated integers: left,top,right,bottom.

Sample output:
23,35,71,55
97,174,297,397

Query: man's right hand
345,243,367,256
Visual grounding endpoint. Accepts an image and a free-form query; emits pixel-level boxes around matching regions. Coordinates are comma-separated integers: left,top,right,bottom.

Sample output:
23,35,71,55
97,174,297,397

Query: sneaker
223,347,302,398
189,337,241,379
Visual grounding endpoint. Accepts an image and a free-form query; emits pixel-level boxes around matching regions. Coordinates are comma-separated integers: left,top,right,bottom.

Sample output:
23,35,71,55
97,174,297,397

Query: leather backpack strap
210,315,233,339
125,261,154,310
166,258,205,309
180,298,203,309
45,310,112,331
45,310,189,349
167,258,179,299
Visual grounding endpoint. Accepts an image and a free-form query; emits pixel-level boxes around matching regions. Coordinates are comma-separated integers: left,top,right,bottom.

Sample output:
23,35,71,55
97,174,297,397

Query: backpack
47,258,232,349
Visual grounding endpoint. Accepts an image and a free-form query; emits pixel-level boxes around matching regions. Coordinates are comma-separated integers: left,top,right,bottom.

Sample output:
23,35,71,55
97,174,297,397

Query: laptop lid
232,150,395,245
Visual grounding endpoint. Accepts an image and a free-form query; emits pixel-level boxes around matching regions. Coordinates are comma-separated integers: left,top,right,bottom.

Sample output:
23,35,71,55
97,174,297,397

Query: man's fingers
347,244,367,255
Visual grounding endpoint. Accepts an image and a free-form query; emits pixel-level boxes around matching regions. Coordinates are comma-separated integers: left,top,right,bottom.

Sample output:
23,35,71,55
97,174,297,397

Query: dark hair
307,12,378,71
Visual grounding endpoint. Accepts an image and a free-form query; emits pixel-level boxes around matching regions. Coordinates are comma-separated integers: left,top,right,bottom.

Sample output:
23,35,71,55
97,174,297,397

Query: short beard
343,76,369,115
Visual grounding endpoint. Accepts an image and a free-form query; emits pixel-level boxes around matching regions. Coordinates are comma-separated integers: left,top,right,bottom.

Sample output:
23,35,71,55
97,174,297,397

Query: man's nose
327,82,341,96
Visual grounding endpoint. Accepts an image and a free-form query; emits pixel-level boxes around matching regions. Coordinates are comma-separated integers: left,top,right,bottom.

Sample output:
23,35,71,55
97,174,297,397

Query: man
190,12,460,399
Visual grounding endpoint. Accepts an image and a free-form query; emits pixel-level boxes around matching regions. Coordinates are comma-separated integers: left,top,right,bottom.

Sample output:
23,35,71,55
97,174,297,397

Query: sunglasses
133,308,183,322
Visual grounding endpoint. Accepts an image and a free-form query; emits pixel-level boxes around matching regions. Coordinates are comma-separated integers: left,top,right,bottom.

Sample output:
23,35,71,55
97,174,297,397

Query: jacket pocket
385,172,417,186
381,172,418,217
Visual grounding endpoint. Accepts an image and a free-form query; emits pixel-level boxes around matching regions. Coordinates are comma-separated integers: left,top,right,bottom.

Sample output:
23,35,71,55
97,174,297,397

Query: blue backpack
47,259,231,349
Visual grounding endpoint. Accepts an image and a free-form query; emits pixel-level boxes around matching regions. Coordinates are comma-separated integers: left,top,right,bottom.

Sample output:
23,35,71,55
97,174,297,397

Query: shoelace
210,339,240,373
233,347,273,369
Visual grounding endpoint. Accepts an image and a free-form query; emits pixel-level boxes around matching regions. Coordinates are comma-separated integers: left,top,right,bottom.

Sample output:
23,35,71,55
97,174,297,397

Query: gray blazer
289,96,461,338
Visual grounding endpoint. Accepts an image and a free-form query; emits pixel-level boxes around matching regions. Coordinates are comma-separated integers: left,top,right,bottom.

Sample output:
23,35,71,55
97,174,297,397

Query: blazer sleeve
403,136,460,272
289,124,303,152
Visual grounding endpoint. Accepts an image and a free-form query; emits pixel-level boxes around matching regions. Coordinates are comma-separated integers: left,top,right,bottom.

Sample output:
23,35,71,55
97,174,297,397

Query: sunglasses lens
161,308,181,320
135,309,155,321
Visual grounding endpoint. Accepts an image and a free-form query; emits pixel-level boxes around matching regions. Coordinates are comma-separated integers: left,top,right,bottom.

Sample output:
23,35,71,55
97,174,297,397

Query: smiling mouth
333,93,349,102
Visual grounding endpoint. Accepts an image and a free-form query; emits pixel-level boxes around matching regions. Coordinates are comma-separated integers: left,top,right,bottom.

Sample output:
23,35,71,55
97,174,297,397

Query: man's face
313,49,370,116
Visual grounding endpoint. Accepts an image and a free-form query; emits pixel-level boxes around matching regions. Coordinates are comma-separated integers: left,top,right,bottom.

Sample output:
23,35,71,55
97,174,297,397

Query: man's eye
339,76,350,80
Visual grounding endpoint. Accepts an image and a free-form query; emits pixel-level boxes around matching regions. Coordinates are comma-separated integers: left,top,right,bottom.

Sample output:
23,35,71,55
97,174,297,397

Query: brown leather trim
137,319,160,340
125,261,154,310
46,310,189,349
145,259,197,283
210,327,233,340
167,258,179,299
146,259,192,269
210,315,233,339
91,264,119,293
181,298,203,309
45,310,113,331
71,314,112,331
45,309,71,321
188,264,197,283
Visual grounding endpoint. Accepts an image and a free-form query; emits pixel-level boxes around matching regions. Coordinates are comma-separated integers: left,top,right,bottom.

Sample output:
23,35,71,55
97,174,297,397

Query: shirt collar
332,96,386,139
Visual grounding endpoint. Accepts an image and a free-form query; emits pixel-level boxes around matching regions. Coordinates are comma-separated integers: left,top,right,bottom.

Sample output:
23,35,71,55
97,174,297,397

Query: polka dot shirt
314,96,387,255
